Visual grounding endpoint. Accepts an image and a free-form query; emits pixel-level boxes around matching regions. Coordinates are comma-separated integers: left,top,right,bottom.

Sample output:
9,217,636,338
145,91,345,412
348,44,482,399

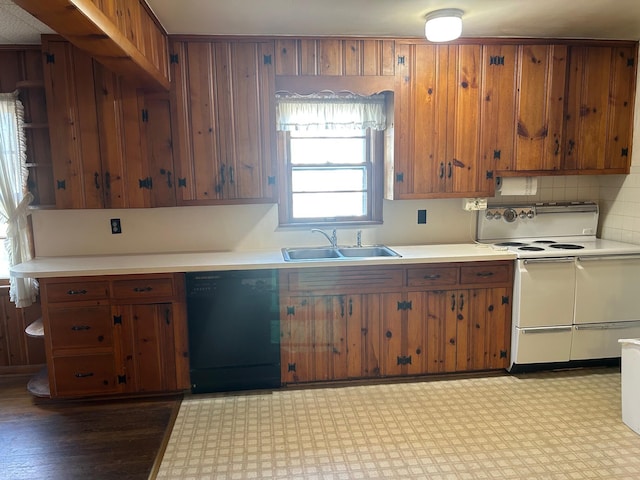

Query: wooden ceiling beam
13,0,170,92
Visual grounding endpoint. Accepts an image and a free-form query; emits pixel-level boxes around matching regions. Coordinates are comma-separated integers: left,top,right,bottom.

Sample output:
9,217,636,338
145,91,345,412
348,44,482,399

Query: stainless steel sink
282,245,400,261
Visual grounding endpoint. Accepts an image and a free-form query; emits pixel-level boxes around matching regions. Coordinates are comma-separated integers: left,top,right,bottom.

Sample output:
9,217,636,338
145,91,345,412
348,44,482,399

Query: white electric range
477,201,640,371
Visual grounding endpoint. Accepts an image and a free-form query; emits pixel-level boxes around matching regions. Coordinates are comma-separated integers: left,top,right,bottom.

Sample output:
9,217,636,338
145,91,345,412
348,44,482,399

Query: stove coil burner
533,240,557,244
496,241,528,247
518,246,545,251
549,243,584,250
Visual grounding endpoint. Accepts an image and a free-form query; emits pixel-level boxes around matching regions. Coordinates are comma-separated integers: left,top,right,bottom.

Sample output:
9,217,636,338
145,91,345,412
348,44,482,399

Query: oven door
572,255,640,360
510,257,576,368
514,257,576,328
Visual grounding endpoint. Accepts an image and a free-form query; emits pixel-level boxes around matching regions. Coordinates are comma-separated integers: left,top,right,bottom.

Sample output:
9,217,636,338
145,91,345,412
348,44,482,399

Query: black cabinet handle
439,162,444,179
459,293,464,310
71,325,91,331
167,171,173,188
67,289,88,296
133,286,153,293
447,162,452,178
476,271,494,278
74,372,94,378
94,172,100,189
348,298,353,316
220,165,226,185
165,309,171,325
229,166,234,184
450,293,456,311
424,274,441,280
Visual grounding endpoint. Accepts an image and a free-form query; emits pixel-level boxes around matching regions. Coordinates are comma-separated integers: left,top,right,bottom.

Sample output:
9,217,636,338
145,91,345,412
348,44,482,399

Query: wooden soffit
12,0,170,92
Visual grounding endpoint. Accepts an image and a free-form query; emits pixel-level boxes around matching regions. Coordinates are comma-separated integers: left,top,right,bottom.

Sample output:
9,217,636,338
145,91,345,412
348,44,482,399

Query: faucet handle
356,230,362,247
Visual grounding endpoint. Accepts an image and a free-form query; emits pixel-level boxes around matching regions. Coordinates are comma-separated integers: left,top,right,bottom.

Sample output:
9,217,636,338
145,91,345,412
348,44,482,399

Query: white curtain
276,93,386,131
0,91,37,308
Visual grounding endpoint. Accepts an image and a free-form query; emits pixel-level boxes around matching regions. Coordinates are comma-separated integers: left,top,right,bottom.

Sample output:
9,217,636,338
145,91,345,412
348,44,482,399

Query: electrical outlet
417,209,427,224
110,218,122,234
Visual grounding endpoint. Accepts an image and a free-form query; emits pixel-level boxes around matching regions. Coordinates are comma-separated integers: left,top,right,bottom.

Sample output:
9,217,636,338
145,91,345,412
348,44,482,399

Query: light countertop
10,243,516,279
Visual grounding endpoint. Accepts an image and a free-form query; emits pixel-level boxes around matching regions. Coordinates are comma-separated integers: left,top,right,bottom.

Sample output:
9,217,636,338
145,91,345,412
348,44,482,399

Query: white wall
31,199,477,257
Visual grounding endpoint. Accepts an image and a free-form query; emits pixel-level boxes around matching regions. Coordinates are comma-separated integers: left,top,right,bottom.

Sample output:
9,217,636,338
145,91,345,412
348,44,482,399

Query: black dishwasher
186,270,280,393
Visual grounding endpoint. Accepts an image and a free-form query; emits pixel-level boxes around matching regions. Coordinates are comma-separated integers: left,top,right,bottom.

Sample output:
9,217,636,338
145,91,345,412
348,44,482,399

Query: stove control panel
484,207,535,221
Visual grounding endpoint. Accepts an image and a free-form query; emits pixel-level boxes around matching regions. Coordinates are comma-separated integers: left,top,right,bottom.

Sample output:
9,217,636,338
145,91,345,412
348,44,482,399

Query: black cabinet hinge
396,173,404,183
622,147,629,157
141,109,149,122
287,363,296,372
397,355,412,366
493,150,501,160
502,296,509,305
263,54,272,65
117,374,127,384
397,55,405,65
170,53,179,64
397,300,412,311
113,315,122,325
286,306,295,315
267,175,276,185
45,52,55,64
138,177,153,189
489,56,505,66
56,179,66,190
486,170,494,180
178,178,187,188
500,350,508,359
628,58,635,67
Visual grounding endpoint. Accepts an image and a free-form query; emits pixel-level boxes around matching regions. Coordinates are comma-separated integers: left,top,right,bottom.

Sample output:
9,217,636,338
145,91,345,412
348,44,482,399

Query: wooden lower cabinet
280,261,513,386
40,274,189,399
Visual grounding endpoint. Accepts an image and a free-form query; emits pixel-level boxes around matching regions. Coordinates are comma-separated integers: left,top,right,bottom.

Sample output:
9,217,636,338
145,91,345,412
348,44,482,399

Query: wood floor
0,374,181,480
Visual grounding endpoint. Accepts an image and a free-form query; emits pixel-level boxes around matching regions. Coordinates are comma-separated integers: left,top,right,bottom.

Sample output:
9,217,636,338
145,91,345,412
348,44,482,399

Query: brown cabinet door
423,290,457,374
171,40,276,204
514,44,567,172
456,287,511,371
280,296,314,384
346,294,381,379
480,45,518,174
563,45,635,173
116,303,177,393
43,39,102,209
448,45,484,195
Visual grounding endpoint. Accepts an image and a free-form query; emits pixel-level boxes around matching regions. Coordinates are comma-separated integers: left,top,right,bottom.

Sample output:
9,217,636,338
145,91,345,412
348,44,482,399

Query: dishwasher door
186,270,280,393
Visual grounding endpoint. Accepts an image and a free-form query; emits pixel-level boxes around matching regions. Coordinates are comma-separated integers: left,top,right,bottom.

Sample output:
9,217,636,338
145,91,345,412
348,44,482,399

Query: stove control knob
503,208,517,223
519,210,527,219
527,210,534,219
493,211,502,219
485,211,494,219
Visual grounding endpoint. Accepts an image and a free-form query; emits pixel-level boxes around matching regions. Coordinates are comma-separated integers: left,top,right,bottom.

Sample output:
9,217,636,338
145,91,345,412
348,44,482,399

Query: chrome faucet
311,228,338,248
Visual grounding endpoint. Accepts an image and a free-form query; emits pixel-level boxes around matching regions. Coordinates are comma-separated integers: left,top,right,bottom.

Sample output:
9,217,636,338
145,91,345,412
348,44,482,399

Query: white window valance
276,93,386,131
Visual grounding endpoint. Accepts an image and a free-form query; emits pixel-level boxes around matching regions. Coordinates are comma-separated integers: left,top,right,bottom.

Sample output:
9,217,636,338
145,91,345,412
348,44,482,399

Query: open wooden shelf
27,367,50,398
25,317,44,338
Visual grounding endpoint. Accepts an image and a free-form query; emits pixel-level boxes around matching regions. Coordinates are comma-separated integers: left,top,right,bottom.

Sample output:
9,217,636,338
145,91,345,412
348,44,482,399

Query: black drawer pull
67,289,88,295
476,272,494,277
424,274,441,280
74,372,94,378
71,325,91,331
133,286,153,293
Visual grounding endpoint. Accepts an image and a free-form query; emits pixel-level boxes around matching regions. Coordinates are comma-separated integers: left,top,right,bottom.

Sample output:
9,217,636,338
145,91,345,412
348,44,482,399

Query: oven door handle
575,321,640,331
577,254,640,262
523,257,574,264
521,326,572,334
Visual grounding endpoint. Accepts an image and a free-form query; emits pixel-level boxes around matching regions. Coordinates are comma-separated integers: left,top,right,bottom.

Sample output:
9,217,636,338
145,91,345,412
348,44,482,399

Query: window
276,93,386,226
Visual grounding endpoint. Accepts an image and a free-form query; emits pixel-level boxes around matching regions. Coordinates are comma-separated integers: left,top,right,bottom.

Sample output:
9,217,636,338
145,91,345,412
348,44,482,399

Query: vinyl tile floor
155,367,640,479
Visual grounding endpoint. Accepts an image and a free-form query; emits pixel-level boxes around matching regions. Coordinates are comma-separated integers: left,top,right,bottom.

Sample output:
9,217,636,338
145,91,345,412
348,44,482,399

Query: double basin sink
282,245,401,262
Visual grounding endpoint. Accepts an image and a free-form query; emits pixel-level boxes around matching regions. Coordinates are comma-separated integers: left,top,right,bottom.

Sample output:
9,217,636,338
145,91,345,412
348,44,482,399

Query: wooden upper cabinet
564,45,636,173
389,43,489,199
43,37,176,209
171,40,277,205
513,44,567,172
14,0,169,91
508,42,635,175
480,45,518,174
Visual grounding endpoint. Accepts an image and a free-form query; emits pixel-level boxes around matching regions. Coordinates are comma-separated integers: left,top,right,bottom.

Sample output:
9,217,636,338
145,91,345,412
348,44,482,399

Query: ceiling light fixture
424,8,464,42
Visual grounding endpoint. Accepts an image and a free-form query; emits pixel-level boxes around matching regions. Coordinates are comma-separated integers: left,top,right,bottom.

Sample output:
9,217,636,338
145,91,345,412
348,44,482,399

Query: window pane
292,192,367,218
290,130,366,165
292,168,366,193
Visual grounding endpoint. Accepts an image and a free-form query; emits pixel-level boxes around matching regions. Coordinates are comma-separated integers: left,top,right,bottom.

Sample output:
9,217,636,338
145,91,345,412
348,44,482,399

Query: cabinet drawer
111,278,175,300
44,281,109,303
460,264,511,285
407,267,458,287
52,353,119,397
48,306,113,349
